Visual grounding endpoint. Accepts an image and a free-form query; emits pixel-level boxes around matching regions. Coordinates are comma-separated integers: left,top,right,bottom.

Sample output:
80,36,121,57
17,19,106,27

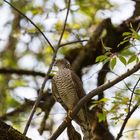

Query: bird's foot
64,110,72,123
68,110,72,119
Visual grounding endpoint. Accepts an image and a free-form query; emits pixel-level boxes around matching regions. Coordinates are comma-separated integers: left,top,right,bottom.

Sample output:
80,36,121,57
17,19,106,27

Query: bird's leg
67,110,72,119
64,110,73,123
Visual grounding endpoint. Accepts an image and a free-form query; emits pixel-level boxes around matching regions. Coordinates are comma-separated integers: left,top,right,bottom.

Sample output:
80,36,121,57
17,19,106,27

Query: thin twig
59,39,88,48
124,129,140,134
115,103,139,140
128,77,140,112
57,0,71,48
23,55,56,135
115,77,140,140
23,0,71,135
3,0,55,52
49,62,140,139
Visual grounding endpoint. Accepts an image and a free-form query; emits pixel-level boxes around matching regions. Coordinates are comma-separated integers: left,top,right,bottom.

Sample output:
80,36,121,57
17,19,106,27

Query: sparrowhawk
52,59,93,140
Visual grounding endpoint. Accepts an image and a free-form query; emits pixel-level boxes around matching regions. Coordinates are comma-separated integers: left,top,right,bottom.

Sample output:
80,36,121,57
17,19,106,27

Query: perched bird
52,58,93,140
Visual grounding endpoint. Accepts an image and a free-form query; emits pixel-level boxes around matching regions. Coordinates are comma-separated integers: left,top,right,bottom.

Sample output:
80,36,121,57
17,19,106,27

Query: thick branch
49,62,140,139
72,18,108,73
0,68,46,77
0,119,31,140
97,62,110,100
0,101,34,121
66,17,140,77
132,0,140,18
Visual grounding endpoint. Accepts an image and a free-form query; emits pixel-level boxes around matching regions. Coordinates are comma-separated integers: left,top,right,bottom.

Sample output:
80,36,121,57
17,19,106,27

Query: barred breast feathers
53,68,79,109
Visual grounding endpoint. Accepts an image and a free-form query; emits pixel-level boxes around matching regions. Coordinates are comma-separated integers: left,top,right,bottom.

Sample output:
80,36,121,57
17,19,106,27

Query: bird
51,58,94,140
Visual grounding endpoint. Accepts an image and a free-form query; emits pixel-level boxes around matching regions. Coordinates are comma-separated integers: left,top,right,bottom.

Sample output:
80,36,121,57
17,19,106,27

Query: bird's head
54,59,71,70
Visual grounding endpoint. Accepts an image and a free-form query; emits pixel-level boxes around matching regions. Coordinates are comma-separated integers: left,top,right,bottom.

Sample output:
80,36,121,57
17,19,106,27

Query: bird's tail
80,122,94,140
76,109,96,140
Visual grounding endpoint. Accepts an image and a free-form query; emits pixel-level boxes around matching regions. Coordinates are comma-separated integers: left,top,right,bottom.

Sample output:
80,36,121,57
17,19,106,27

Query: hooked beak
51,63,59,75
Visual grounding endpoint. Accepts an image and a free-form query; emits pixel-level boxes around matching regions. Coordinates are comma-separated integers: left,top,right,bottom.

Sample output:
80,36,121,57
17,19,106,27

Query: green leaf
136,56,139,63
98,112,106,122
122,32,131,36
104,46,112,51
130,23,133,29
95,55,108,62
128,55,136,64
132,31,140,40
117,39,129,47
119,56,127,65
110,57,117,69
100,98,109,103
103,58,110,64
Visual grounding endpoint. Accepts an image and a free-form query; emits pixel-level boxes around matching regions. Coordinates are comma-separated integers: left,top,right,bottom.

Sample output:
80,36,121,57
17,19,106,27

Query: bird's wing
52,78,68,111
70,70,86,99
70,70,90,130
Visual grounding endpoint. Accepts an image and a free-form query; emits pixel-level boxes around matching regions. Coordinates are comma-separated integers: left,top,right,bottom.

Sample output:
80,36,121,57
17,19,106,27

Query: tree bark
0,119,31,140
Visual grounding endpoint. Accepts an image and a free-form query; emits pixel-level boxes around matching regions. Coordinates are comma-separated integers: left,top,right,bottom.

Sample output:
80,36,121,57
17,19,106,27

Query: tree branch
38,94,55,135
97,62,110,100
0,68,46,77
49,62,140,140
128,77,140,112
59,39,88,48
115,77,140,140
115,103,139,140
0,101,34,121
0,119,31,140
57,0,71,49
72,18,108,73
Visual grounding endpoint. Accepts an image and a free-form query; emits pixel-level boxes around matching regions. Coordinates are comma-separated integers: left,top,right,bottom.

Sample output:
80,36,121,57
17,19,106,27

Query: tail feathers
75,109,97,140
80,122,94,140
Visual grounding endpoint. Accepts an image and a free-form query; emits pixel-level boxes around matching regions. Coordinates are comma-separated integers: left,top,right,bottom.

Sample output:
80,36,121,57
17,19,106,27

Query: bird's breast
54,69,78,109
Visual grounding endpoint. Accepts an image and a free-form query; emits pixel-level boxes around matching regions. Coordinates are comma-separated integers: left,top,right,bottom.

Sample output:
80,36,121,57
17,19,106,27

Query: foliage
96,24,140,69
0,0,140,139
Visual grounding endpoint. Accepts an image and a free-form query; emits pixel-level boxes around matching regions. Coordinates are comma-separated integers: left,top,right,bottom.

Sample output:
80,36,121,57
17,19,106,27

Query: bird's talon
64,110,73,123
68,110,72,119
64,117,69,123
